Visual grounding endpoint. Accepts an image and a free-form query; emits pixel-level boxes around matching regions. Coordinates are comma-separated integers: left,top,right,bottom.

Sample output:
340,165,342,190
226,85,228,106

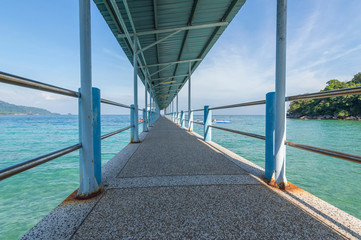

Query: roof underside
94,0,246,109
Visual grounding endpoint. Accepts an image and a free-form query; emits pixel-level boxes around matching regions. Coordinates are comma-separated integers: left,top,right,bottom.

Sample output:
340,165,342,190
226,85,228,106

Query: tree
288,72,361,118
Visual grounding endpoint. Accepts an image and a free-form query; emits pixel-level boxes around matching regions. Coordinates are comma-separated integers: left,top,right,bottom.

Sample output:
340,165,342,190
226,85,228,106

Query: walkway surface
23,117,361,239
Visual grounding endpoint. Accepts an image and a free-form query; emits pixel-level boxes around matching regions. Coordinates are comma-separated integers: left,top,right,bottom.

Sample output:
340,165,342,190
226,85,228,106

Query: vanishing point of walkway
23,117,360,239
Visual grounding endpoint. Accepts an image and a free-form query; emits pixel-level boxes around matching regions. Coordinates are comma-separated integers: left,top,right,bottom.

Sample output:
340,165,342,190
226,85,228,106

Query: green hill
288,72,361,120
0,100,57,115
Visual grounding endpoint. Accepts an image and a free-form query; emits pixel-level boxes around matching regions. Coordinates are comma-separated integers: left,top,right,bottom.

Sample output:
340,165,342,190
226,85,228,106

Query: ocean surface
0,115,360,239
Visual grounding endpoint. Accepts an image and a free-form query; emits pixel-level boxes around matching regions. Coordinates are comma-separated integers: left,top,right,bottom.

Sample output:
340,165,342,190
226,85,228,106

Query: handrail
287,86,361,101
210,125,265,140
101,126,132,140
0,124,134,181
0,71,79,98
191,86,361,112
285,140,361,164
100,99,131,109
209,100,266,111
193,120,204,125
210,125,361,164
0,143,82,181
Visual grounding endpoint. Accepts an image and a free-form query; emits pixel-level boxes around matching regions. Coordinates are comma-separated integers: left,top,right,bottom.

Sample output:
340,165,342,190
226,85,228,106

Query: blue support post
92,88,101,185
132,37,140,143
149,94,152,127
77,0,100,199
204,105,212,141
181,111,185,127
143,108,148,132
274,0,288,188
144,77,149,131
265,92,275,180
176,94,179,124
188,111,193,132
130,104,135,142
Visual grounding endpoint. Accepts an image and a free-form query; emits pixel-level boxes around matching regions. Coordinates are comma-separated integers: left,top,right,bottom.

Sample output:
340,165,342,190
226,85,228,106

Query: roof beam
136,30,182,54
149,64,174,77
141,59,202,68
151,74,189,82
117,22,229,37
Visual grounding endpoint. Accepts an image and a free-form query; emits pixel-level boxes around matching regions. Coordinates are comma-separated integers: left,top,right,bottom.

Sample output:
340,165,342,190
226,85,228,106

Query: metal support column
204,105,212,141
181,110,185,127
149,93,152,126
130,104,135,141
143,108,148,132
144,78,149,131
132,37,140,142
265,92,275,180
77,0,100,198
188,62,193,131
274,0,288,188
188,111,193,132
176,94,179,124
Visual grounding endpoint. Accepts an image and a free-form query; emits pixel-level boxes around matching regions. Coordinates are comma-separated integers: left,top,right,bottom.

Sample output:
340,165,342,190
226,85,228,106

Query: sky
0,0,360,115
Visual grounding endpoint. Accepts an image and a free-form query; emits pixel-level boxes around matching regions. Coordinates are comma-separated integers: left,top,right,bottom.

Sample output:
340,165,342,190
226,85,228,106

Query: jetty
20,117,361,239
1,0,361,239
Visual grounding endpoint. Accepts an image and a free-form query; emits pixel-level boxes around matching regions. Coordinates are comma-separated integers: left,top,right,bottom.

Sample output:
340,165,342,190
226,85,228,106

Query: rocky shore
287,114,361,120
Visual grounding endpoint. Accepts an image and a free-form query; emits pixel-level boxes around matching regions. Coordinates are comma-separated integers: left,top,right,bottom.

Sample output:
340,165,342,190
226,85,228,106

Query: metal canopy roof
94,0,246,109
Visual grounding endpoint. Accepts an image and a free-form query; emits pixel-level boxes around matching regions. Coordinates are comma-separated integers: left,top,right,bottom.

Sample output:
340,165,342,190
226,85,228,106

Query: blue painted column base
77,87,102,199
204,106,212,141
265,92,275,181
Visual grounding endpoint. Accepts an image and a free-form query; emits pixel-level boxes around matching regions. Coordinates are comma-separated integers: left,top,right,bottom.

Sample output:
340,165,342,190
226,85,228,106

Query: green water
0,115,360,239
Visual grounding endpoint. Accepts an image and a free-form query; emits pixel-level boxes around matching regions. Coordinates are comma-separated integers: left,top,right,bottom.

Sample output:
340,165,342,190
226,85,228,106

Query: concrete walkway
22,117,361,239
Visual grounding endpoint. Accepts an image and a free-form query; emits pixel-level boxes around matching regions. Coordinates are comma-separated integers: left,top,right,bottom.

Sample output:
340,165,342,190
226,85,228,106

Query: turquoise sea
0,115,360,239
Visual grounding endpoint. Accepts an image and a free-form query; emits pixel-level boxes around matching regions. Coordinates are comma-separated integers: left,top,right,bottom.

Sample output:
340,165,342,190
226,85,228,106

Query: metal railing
191,86,361,112
0,71,141,181
185,85,361,165
209,125,361,164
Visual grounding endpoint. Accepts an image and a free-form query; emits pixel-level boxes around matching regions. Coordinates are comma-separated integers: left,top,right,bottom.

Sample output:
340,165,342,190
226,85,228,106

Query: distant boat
213,119,231,124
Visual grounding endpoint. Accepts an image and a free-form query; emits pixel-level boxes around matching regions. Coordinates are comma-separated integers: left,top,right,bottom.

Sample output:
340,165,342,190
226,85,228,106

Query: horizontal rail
101,126,132,140
100,99,131,109
0,143,81,181
210,125,361,164
287,86,361,101
285,140,361,164
210,125,266,140
209,100,266,111
0,71,79,98
193,121,204,125
192,86,361,112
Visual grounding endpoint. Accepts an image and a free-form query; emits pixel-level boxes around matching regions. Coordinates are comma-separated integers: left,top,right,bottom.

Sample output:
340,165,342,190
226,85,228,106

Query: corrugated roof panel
93,0,246,109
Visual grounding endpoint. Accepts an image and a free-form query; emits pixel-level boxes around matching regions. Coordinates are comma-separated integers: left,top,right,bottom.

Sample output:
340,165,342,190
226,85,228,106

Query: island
0,100,58,115
287,72,361,120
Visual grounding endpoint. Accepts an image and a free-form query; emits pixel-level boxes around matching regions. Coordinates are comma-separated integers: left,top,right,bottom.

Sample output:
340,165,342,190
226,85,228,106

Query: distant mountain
0,100,57,115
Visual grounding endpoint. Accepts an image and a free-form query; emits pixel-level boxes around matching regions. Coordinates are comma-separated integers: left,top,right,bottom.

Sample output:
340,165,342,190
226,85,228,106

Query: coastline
287,114,361,121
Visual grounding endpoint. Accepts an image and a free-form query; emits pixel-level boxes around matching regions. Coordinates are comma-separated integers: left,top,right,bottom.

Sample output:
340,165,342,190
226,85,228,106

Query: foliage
288,72,361,118
0,100,55,115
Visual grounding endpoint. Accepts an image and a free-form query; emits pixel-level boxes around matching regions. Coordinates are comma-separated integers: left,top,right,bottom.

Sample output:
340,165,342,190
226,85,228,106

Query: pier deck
22,117,361,239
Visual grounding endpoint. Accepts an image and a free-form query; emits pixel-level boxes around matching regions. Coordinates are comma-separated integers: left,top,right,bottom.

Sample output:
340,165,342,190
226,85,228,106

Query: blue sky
0,0,360,115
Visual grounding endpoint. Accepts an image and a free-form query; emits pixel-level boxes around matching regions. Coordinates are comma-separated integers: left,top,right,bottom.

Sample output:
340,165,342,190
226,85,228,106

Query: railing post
204,106,212,141
265,92,275,181
130,104,135,142
92,88,101,185
176,94,179,124
143,108,148,132
188,111,193,132
274,0,288,188
149,94,152,127
181,110,185,127
77,0,100,199
132,36,140,143
144,77,148,130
